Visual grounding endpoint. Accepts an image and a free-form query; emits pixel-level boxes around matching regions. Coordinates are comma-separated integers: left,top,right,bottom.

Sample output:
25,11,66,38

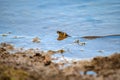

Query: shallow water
0,0,120,59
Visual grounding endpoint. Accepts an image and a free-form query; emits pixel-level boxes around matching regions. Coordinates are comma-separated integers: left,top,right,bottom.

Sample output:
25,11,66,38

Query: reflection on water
0,0,120,59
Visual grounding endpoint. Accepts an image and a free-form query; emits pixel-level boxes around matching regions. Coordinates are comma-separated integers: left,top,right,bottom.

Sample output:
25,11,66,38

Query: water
0,0,120,59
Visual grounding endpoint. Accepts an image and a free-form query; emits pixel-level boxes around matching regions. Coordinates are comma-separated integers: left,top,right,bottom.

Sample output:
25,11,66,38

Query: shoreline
0,43,120,80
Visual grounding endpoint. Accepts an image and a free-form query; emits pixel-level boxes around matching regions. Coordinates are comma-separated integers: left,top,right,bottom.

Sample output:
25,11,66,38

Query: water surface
0,0,120,59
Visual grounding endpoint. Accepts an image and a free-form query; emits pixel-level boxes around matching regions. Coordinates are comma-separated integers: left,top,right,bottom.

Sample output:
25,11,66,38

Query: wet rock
84,65,95,75
57,31,70,40
33,53,42,57
0,43,14,50
0,47,6,53
57,49,65,54
44,61,51,66
0,43,120,80
32,37,40,43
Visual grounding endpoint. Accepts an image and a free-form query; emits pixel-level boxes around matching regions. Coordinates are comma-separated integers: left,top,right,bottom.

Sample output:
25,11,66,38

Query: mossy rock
0,64,29,80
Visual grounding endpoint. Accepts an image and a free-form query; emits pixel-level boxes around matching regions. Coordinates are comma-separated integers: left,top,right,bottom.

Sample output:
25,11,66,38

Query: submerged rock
32,37,40,43
74,39,86,46
82,36,103,39
82,34,120,40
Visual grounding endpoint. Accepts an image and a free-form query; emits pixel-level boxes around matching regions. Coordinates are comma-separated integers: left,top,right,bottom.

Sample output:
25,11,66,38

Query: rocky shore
0,43,120,80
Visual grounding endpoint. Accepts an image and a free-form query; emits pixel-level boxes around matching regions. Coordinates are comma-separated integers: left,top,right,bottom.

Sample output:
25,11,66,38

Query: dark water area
0,0,120,59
